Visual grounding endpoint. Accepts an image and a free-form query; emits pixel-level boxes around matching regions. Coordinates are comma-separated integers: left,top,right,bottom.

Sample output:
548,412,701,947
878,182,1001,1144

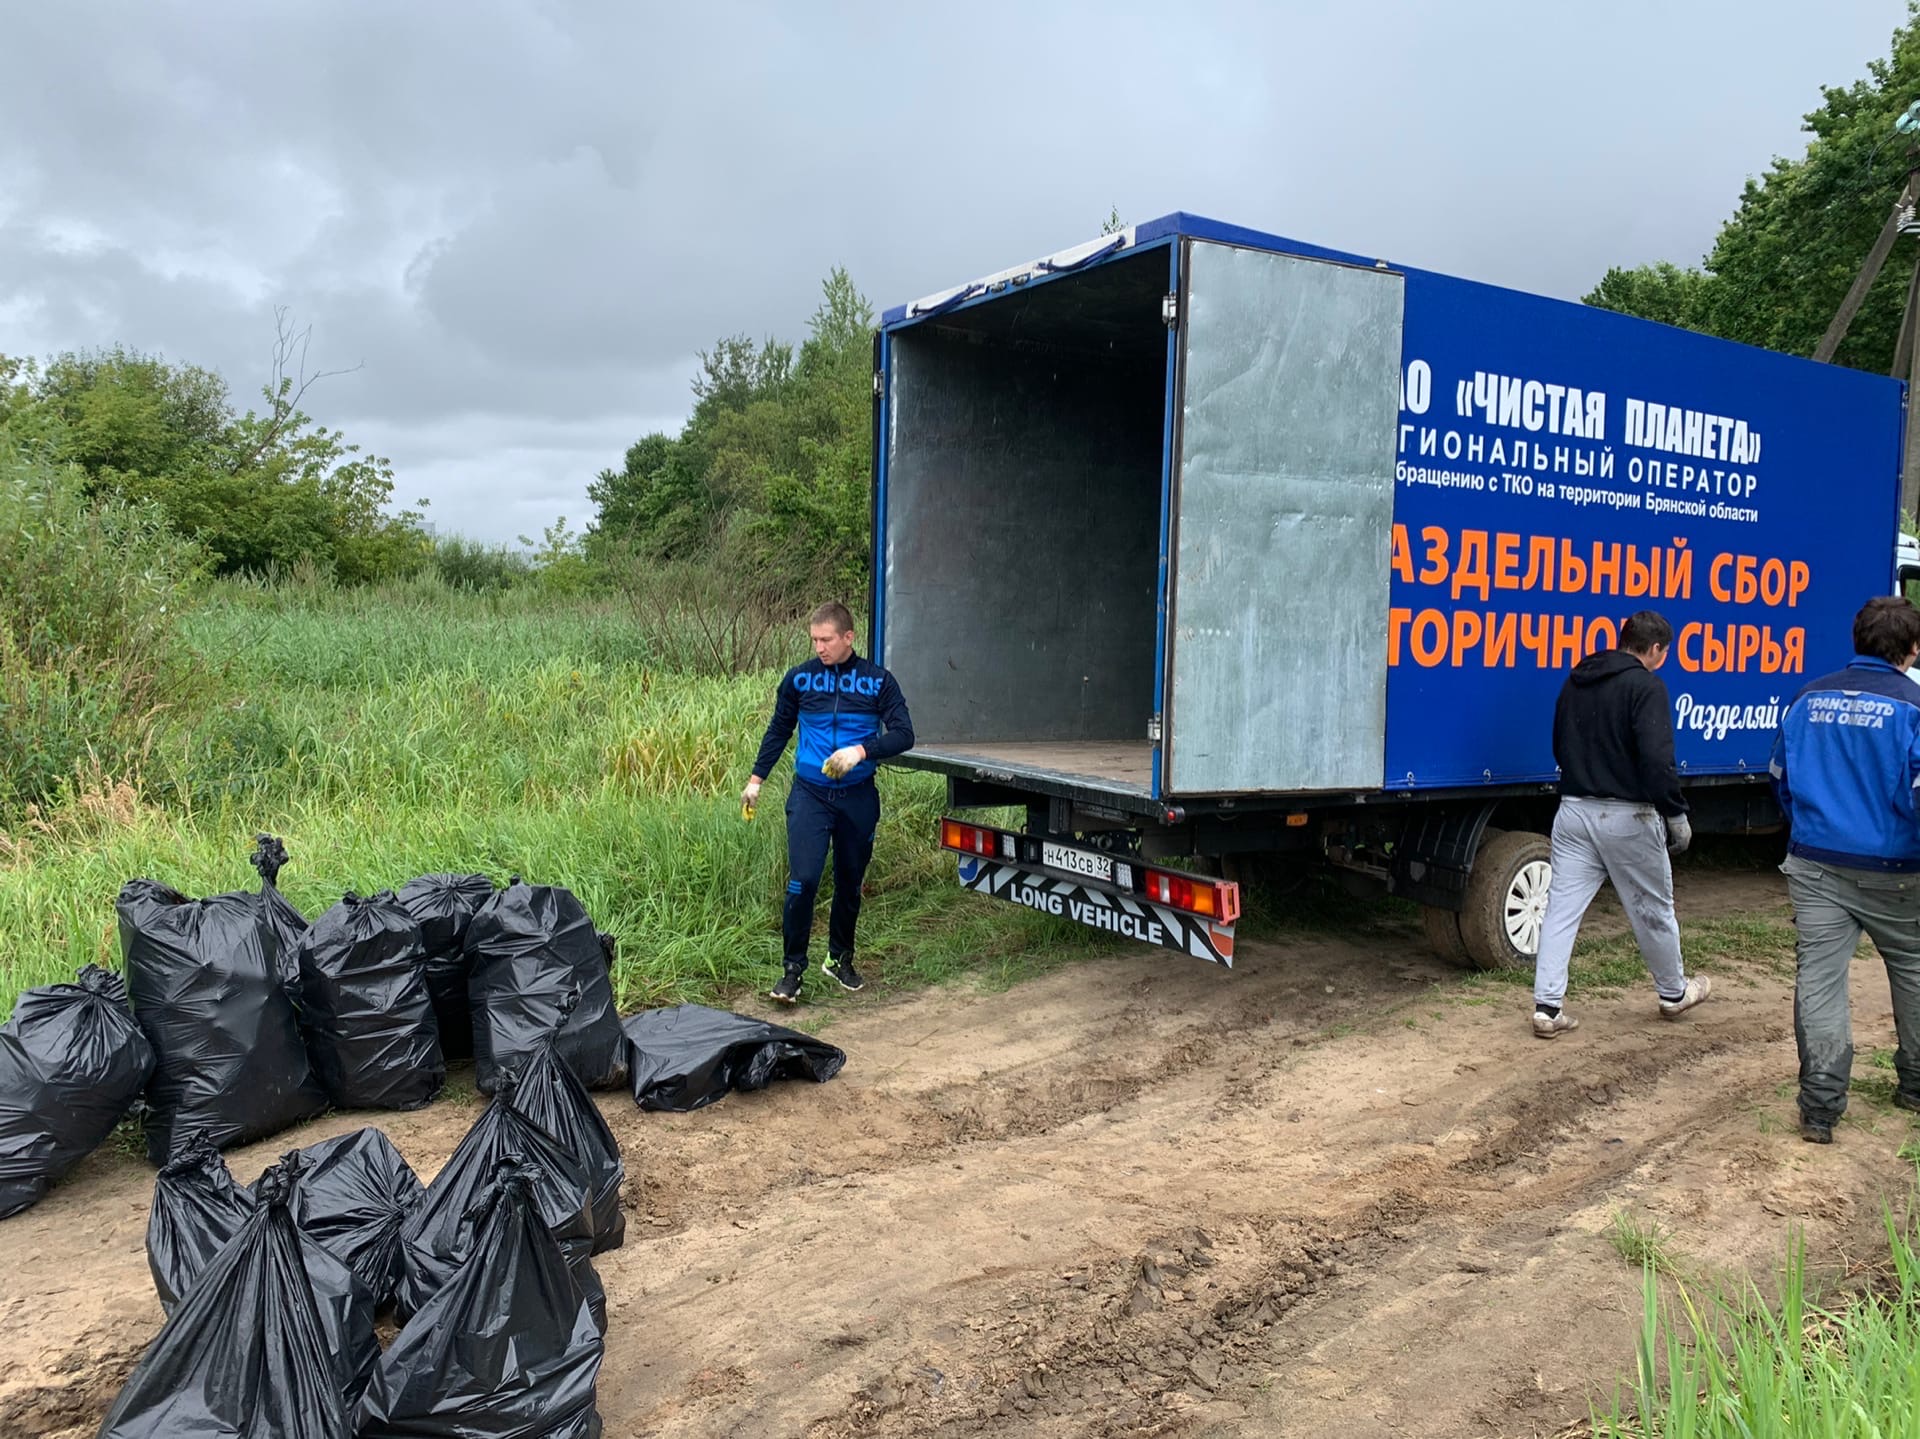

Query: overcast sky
0,1,1909,544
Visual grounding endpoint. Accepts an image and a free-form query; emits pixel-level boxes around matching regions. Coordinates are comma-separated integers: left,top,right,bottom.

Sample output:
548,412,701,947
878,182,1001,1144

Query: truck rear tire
1420,905,1476,969
1457,828,1553,972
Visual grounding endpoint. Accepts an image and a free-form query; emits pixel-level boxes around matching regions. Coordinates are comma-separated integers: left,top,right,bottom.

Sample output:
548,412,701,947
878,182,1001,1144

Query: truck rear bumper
955,853,1236,967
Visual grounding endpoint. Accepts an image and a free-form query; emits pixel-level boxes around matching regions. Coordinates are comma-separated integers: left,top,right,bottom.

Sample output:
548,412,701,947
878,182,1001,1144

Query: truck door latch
1161,293,1178,328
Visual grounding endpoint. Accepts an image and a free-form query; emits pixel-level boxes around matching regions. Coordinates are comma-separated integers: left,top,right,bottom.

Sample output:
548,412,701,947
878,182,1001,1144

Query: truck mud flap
956,855,1235,967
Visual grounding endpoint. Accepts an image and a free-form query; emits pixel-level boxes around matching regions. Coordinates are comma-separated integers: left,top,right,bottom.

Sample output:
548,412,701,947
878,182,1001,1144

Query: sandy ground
4,865,1917,1439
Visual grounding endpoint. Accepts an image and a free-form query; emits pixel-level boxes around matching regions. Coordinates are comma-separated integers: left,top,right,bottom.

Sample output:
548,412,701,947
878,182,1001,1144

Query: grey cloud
0,0,1907,541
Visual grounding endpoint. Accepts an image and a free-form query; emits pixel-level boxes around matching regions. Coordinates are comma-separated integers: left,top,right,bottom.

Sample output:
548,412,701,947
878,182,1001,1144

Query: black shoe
1894,1090,1920,1115
823,953,865,992
1800,1118,1833,1145
770,969,803,1005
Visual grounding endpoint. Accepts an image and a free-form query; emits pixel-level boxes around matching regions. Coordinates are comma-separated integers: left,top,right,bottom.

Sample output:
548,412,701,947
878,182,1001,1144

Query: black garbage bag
396,872,495,1063
106,1171,351,1439
145,1141,379,1406
296,893,444,1111
358,1162,604,1439
396,1085,605,1331
250,834,310,1008
621,1004,846,1113
117,878,328,1164
254,1126,422,1307
102,1162,356,1439
467,878,625,1094
509,996,625,1254
0,965,154,1220
147,1131,257,1309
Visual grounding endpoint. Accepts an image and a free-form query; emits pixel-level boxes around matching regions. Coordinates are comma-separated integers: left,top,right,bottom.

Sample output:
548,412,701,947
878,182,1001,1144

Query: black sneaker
1800,1118,1833,1145
823,953,865,992
1894,1090,1920,1115
770,969,803,1005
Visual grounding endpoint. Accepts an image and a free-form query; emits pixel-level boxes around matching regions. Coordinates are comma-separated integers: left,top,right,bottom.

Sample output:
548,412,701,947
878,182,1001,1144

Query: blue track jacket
1770,655,1920,872
751,652,915,790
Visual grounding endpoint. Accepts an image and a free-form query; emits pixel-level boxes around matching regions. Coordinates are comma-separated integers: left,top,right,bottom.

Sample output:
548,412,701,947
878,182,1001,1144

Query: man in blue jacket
742,602,915,1004
1771,595,1920,1144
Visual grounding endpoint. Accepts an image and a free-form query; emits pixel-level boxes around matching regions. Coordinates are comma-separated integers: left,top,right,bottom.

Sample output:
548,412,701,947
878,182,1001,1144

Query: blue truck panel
1386,266,1905,788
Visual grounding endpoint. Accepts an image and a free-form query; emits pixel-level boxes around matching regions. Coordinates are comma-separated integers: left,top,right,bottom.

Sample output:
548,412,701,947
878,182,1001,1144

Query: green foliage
0,319,427,583
518,515,604,598
1594,1204,1920,1437
0,576,1093,1019
1584,5,1920,374
1584,262,1714,333
429,534,532,592
0,440,201,813
588,267,876,610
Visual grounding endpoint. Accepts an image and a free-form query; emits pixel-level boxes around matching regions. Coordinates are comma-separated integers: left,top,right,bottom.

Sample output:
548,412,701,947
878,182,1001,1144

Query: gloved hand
821,745,866,779
1665,813,1692,856
740,778,763,808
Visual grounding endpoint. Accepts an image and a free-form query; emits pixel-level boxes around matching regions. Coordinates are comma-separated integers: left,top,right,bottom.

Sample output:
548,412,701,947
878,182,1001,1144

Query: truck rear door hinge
1148,714,1163,743
1161,293,1178,329
872,372,883,397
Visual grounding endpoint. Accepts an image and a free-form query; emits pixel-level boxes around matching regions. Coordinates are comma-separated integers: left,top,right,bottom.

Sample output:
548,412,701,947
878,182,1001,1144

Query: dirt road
4,866,1917,1438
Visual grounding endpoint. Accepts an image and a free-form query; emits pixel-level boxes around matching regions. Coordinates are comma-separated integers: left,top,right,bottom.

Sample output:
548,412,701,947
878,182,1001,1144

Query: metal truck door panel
1165,241,1403,794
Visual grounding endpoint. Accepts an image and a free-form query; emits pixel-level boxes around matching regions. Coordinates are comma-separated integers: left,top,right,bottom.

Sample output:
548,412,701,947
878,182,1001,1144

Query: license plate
1043,842,1111,883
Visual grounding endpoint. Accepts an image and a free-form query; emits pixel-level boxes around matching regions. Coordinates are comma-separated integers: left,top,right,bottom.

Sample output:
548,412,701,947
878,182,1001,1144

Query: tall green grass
1596,1205,1920,1436
0,581,1098,1019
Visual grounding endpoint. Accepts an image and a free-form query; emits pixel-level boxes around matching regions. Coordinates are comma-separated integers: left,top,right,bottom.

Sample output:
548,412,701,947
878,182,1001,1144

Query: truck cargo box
874,214,1905,810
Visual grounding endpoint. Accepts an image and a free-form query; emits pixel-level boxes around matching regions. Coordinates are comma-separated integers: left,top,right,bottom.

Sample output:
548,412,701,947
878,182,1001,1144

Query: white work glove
740,778,763,807
1664,814,1692,856
821,745,867,779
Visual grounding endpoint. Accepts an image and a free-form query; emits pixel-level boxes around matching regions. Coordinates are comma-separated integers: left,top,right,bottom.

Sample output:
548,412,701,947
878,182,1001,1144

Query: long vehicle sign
956,855,1236,965
941,817,1239,966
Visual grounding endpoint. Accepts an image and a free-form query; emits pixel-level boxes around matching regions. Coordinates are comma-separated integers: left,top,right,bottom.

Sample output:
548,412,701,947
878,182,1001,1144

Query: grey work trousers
1782,853,1920,1125
1533,796,1688,1010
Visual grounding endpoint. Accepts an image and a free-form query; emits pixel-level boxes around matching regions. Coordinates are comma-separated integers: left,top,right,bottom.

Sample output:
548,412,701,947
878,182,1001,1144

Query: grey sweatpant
1782,854,1920,1125
1533,796,1688,1010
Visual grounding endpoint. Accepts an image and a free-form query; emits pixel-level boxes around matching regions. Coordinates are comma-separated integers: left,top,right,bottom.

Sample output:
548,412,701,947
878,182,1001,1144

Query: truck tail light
1142,870,1241,922
940,819,997,856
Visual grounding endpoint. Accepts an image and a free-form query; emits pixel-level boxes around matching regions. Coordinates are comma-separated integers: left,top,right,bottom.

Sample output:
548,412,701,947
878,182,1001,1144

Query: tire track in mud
797,1006,1788,1439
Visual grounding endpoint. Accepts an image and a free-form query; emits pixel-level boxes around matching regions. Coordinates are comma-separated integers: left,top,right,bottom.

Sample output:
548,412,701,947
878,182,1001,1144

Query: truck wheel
1457,829,1553,972
1420,905,1476,968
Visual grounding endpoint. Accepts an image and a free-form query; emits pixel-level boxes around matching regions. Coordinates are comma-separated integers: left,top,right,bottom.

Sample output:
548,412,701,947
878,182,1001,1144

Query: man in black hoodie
1530,610,1712,1037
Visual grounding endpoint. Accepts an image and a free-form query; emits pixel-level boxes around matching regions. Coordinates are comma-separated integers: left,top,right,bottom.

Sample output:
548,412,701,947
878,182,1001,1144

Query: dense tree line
586,267,875,607
0,319,426,583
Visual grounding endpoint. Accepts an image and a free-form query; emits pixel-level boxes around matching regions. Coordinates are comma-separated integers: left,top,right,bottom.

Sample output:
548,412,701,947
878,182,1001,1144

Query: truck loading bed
903,741,1153,796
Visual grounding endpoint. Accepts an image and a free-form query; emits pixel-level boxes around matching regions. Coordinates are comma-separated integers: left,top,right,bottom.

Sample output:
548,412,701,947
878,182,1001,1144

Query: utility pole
1816,106,1920,517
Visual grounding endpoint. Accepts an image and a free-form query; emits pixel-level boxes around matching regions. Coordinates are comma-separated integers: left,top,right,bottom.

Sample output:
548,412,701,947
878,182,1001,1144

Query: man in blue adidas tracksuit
1770,596,1920,1144
742,602,914,1004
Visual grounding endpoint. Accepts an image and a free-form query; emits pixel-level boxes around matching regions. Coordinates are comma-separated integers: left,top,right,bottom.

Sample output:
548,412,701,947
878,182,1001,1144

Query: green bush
0,441,201,812
430,534,531,592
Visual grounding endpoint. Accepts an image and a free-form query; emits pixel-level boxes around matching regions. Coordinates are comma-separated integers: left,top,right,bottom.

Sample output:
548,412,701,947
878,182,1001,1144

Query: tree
1584,4,1920,374
1582,262,1713,333
0,316,426,581
588,267,879,606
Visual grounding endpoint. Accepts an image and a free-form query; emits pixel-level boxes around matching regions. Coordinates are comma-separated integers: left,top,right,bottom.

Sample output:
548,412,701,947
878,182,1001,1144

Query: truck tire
1420,905,1476,969
1457,828,1553,972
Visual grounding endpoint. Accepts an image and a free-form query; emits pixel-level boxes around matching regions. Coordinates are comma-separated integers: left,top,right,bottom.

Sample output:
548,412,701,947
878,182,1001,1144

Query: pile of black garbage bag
106,1000,625,1438
93,993,847,1435
0,841,636,1213
2,831,856,1431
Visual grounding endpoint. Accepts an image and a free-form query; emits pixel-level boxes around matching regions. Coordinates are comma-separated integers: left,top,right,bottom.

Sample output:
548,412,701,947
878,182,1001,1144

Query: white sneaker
1658,976,1712,1020
1532,1009,1579,1039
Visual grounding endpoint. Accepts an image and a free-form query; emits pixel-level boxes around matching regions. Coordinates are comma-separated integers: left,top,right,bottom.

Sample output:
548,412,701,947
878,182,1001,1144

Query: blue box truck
871,213,1914,971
